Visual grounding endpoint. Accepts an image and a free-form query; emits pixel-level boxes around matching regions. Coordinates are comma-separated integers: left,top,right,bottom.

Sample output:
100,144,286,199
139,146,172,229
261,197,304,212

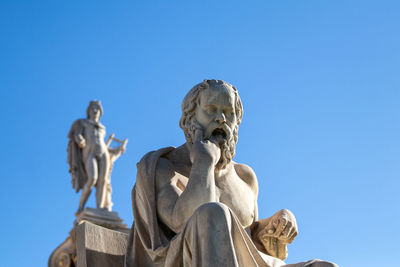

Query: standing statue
49,100,128,267
67,100,127,213
125,80,337,267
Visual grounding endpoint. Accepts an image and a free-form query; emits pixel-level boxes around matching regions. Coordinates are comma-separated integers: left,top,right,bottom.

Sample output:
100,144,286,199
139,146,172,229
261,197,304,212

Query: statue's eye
224,109,234,116
206,106,217,114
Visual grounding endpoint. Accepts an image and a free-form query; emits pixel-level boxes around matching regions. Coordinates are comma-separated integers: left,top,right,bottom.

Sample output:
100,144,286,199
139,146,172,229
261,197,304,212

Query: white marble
125,80,338,267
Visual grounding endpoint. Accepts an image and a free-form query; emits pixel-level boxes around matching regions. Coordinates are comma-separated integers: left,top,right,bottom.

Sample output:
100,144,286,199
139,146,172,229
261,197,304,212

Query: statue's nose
215,112,226,124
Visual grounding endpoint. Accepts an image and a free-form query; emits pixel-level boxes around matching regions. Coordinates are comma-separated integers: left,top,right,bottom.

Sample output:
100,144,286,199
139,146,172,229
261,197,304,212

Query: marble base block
76,221,129,267
49,207,129,267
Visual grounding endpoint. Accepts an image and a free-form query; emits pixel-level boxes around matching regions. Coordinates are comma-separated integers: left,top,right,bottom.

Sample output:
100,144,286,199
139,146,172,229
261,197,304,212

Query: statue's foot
75,207,84,216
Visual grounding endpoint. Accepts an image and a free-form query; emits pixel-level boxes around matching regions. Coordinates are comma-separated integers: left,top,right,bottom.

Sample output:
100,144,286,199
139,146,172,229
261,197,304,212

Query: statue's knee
86,178,96,188
311,261,338,267
195,202,231,223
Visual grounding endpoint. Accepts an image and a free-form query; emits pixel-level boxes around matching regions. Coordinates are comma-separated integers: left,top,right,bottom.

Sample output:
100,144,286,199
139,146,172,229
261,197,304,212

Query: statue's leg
78,155,97,212
284,260,338,267
103,182,112,211
96,153,110,209
175,202,270,267
306,261,338,267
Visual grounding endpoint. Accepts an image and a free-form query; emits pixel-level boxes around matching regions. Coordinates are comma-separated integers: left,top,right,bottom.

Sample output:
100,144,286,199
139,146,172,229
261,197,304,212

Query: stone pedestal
48,208,129,267
76,222,129,267
76,208,129,233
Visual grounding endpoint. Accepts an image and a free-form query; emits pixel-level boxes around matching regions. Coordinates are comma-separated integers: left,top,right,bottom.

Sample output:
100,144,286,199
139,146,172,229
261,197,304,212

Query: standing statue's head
86,100,103,121
180,79,243,170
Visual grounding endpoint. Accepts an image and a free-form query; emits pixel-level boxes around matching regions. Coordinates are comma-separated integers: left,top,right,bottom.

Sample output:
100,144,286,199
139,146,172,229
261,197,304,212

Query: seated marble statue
125,80,337,267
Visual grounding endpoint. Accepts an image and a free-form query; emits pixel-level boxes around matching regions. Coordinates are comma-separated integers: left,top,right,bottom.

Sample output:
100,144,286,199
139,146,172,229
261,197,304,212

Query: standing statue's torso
81,119,108,158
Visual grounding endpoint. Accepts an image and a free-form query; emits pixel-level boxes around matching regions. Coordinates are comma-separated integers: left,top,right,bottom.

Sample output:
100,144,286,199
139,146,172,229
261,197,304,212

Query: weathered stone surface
76,207,129,233
76,221,128,267
48,233,76,267
49,208,129,267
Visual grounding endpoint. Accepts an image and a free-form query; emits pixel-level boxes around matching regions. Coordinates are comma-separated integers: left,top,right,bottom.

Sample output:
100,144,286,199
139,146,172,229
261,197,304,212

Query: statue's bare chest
173,169,255,228
215,174,255,227
82,121,106,140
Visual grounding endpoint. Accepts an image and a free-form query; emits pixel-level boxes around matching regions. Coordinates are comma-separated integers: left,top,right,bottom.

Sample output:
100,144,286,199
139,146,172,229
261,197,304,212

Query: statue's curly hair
86,100,103,119
179,79,243,143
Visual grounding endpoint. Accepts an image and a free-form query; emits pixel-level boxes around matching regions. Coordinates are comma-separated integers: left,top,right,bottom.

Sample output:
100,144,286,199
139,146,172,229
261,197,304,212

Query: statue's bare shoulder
154,155,180,193
233,162,258,196
154,149,191,232
154,155,259,199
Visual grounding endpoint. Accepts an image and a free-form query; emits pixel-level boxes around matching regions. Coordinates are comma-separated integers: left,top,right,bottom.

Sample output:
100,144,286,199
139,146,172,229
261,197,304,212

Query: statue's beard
204,122,237,171
216,136,235,171
186,119,237,171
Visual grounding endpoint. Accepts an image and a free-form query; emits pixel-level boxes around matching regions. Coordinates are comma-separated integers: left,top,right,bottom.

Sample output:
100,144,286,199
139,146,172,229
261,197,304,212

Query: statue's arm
236,163,297,260
156,149,217,233
249,203,270,253
234,163,268,249
155,160,184,233
73,124,86,148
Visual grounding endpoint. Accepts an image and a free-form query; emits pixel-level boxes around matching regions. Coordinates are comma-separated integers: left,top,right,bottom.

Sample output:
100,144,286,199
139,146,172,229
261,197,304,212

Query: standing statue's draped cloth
125,148,319,267
67,119,88,192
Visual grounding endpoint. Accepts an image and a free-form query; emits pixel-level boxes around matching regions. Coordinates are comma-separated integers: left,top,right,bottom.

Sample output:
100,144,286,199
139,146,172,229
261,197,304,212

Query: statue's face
88,104,101,121
195,86,237,143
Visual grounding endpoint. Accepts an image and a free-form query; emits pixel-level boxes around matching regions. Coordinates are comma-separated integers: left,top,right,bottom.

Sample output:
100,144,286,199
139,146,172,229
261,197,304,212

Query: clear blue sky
1,1,399,266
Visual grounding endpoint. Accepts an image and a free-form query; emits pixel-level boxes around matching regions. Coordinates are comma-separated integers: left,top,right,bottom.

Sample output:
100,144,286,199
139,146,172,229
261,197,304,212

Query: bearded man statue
125,80,338,267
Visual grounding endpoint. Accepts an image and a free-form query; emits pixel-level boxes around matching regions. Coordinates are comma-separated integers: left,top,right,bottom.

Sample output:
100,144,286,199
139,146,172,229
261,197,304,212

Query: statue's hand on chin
190,139,221,167
189,125,221,166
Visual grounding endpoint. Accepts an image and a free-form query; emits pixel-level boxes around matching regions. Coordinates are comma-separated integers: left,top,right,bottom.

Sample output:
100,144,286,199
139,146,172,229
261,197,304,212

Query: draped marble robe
125,147,335,267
